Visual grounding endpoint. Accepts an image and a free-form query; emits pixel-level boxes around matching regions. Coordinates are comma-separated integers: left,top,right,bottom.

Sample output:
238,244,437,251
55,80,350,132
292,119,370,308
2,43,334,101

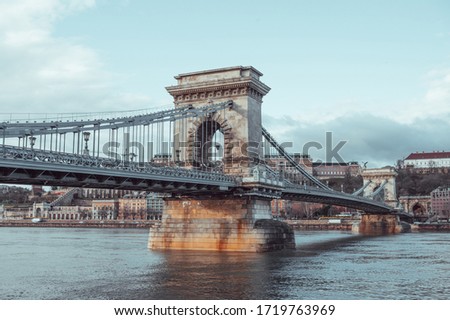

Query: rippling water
0,227,449,299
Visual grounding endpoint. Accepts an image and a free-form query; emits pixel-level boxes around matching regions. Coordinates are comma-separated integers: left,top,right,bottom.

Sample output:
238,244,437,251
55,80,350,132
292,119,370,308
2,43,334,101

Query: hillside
396,170,450,196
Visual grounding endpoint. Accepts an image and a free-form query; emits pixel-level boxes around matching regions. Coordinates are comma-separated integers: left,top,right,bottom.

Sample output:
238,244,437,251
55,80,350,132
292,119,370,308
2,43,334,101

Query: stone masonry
149,197,295,252
352,214,410,235
361,167,398,207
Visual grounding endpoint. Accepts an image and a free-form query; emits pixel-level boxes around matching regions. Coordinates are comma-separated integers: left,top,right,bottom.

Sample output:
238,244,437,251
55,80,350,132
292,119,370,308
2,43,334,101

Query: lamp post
29,136,36,151
175,149,180,163
214,142,220,162
83,132,90,156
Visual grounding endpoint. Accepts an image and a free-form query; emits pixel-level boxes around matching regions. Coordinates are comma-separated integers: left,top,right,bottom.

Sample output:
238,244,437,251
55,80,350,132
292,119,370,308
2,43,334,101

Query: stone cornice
167,78,270,95
166,77,271,104
362,173,398,178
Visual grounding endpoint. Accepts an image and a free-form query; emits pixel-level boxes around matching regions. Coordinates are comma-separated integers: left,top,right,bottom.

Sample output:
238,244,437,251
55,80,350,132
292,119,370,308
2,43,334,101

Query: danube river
0,227,448,300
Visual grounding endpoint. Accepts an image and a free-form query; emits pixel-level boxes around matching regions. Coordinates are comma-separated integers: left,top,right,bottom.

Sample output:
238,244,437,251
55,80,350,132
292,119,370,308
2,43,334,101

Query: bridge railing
0,145,237,184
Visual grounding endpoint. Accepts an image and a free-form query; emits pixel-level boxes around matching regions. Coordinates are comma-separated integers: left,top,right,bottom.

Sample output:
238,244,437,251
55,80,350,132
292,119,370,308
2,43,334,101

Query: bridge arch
411,201,429,222
412,202,426,215
188,117,230,170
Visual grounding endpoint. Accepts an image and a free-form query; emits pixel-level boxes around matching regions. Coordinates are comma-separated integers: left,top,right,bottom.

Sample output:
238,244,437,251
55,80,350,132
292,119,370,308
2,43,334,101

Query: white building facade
404,151,450,169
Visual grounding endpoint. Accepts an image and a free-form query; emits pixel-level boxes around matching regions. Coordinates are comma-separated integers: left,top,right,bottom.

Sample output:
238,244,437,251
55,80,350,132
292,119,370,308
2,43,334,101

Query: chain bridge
0,66,403,252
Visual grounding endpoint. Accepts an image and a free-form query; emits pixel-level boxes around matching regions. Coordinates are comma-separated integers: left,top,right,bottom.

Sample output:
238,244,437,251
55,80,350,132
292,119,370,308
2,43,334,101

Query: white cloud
0,0,153,116
285,66,450,126
0,0,94,46
425,68,450,105
396,68,450,125
436,32,450,38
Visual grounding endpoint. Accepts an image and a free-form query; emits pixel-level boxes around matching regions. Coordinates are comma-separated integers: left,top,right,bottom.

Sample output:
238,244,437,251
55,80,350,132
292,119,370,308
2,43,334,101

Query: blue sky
0,0,449,167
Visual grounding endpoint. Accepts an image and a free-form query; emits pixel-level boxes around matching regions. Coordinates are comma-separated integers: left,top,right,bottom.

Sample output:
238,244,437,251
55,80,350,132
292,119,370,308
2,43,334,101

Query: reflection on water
141,251,268,300
0,228,449,299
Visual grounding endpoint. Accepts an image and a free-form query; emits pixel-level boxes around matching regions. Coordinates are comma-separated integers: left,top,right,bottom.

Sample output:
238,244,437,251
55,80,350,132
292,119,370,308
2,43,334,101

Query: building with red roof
404,151,450,169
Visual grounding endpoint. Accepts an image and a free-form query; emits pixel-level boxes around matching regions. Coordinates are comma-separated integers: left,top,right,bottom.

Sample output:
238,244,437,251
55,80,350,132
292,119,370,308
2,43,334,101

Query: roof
405,151,450,160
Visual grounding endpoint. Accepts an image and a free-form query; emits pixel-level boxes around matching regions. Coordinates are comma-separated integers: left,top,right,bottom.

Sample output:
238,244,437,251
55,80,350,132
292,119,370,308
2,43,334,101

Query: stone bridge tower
166,66,270,177
361,167,398,207
354,168,410,235
149,66,295,252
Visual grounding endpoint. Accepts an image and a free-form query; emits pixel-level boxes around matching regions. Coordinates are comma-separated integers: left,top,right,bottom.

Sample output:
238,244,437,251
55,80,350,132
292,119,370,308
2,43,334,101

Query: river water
0,227,448,300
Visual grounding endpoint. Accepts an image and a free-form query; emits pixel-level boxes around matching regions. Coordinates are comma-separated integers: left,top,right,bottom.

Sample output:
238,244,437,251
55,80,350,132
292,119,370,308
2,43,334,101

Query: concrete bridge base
148,197,295,252
352,214,411,235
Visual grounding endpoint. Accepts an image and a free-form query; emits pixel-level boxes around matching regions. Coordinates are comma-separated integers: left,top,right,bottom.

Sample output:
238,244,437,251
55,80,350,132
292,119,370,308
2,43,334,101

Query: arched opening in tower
193,119,224,170
412,203,426,216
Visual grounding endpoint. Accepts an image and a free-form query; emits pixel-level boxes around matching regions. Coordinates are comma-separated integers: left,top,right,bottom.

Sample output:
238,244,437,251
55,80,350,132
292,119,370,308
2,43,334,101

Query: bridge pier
353,214,411,235
149,196,295,252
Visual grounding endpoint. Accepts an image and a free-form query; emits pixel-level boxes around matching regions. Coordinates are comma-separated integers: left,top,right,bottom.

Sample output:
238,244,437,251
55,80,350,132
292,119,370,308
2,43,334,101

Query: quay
1,219,449,233
0,219,157,229
286,219,354,231
412,223,450,232
287,220,450,232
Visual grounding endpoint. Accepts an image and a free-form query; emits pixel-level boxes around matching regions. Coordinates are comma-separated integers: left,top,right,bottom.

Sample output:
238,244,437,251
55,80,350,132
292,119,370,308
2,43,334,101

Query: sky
0,0,449,168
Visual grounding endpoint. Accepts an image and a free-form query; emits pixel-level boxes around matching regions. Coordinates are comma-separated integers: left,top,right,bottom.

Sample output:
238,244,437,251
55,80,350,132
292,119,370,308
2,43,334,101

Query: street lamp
29,136,36,151
83,132,90,156
214,142,220,162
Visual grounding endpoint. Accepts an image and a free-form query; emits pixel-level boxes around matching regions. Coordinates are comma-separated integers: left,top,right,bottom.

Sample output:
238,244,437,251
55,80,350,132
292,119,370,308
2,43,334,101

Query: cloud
0,0,153,116
425,68,450,106
263,111,450,168
0,0,95,46
436,32,450,38
263,62,450,168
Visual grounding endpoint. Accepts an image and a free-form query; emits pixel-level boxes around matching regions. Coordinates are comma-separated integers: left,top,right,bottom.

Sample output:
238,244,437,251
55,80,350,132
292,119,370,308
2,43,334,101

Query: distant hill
0,186,31,204
396,169,450,196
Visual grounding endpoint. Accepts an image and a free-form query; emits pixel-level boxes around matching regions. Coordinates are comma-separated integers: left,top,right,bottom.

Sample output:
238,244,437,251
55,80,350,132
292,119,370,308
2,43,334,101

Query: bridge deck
0,145,395,213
